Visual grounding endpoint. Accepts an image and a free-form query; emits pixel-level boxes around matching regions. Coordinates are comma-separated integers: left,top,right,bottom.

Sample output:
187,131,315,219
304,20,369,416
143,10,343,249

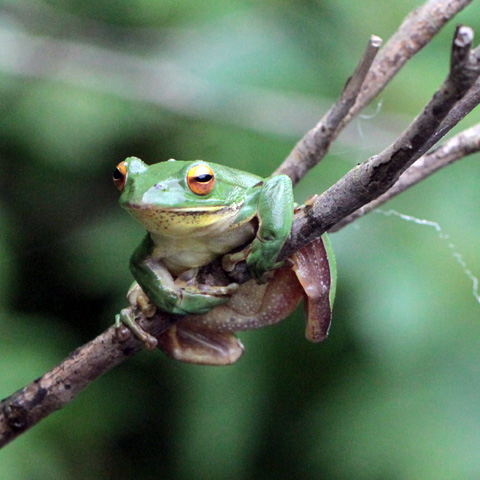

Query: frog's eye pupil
113,161,128,191
195,173,213,183
187,164,215,195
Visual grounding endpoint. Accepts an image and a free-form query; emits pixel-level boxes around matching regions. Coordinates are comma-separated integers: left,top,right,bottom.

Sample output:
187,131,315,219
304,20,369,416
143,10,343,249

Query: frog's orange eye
113,161,127,191
187,164,215,195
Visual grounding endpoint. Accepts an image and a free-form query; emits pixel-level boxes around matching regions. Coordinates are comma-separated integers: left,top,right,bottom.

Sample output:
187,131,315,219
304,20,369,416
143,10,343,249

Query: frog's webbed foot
115,283,159,350
176,268,239,295
115,307,158,350
116,274,239,349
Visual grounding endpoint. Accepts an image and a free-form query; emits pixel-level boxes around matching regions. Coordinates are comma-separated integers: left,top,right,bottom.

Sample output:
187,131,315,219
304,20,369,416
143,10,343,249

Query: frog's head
113,157,256,235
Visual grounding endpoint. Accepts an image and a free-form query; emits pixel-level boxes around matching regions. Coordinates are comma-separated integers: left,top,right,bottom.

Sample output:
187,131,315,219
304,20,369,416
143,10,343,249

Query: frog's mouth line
127,203,243,216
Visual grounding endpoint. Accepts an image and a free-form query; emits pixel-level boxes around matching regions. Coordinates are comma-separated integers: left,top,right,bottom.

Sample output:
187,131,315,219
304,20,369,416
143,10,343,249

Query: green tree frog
113,157,336,364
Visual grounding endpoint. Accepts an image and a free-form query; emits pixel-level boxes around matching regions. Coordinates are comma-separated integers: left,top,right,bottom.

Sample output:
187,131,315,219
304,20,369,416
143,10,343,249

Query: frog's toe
144,336,158,350
197,282,239,296
222,247,250,272
115,320,132,342
136,293,157,318
116,307,158,350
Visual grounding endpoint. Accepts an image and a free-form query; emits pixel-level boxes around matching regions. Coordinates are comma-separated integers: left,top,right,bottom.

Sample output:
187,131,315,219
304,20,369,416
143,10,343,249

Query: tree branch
1,1,479,450
330,121,480,231
338,0,475,129
0,314,172,447
278,26,480,259
274,0,474,184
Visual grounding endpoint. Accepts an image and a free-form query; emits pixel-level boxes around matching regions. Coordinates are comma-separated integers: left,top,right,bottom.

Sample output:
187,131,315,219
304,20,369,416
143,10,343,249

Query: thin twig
273,35,382,185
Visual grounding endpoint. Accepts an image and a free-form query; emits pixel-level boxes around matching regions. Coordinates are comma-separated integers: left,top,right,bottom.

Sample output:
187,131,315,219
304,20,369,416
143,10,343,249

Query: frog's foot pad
157,324,244,365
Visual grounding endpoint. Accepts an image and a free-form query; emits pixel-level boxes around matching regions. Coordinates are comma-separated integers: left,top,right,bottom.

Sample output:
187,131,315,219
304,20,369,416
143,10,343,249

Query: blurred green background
1,0,480,478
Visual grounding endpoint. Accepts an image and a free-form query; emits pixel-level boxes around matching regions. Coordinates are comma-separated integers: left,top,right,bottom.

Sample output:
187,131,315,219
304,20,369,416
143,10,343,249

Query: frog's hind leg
156,323,245,365
292,236,333,342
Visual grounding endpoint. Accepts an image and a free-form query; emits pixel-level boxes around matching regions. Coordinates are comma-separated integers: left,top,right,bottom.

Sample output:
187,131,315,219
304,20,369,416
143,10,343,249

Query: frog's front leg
117,236,239,349
246,175,294,283
130,235,238,315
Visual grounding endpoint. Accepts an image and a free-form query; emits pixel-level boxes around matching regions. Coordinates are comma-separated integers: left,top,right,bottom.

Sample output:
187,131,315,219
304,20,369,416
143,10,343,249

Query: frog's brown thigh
183,268,304,333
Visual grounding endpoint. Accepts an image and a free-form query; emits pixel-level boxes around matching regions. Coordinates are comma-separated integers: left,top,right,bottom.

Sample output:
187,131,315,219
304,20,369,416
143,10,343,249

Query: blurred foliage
1,0,480,478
